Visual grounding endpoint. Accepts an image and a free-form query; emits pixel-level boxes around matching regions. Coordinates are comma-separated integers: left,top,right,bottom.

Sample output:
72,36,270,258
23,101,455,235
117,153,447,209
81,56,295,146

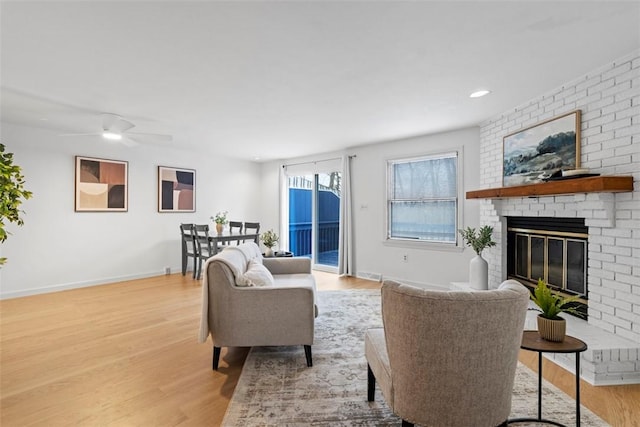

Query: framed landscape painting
158,166,195,212
75,156,128,212
503,110,581,187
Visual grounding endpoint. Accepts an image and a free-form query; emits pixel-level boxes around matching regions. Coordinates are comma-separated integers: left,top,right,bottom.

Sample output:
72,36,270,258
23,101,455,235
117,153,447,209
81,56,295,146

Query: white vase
265,247,274,257
469,254,488,290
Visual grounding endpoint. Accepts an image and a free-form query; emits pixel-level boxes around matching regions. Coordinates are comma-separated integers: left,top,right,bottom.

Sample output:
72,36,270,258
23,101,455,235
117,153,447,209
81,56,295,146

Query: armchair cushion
263,257,311,275
365,328,393,403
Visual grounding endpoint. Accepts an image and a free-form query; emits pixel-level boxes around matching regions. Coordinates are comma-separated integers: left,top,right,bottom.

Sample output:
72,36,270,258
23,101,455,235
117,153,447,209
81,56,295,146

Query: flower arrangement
458,225,496,255
211,211,228,225
260,229,279,248
531,278,582,320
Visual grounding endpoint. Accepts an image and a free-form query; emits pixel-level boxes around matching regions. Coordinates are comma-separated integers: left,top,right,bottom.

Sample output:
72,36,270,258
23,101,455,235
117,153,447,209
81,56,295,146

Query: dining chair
228,221,244,245
243,222,260,243
179,223,197,277
193,224,215,280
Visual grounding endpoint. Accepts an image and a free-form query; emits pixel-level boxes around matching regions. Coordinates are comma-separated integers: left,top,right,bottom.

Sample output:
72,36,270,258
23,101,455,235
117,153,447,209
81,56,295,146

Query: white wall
261,126,481,288
0,122,262,298
2,122,481,296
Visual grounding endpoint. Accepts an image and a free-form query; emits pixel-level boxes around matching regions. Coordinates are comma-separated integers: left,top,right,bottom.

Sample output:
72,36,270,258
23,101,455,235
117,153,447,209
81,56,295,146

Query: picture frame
503,110,581,187
158,166,196,212
75,156,128,212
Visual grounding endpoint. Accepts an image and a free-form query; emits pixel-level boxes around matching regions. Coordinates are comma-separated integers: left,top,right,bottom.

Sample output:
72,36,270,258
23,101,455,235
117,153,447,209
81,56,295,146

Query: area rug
222,290,608,426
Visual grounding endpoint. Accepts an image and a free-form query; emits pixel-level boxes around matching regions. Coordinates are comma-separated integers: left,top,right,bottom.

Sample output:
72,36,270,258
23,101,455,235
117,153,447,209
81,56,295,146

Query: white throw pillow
241,260,274,287
235,274,253,287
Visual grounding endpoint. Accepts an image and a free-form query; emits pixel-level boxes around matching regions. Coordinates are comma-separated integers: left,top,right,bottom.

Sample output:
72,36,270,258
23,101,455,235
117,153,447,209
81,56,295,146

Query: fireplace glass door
566,239,587,294
511,232,587,297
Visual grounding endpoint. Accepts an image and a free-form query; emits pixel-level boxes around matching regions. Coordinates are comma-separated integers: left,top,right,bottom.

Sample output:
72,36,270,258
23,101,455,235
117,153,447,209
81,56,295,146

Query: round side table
509,331,587,427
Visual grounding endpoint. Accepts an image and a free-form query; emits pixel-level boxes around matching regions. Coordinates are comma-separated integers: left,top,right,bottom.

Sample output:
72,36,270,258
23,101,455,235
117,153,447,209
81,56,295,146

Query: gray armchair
365,279,529,427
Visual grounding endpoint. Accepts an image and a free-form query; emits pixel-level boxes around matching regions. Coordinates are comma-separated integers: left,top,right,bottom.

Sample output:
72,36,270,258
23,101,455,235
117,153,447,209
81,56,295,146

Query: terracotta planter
215,223,223,234
537,315,566,342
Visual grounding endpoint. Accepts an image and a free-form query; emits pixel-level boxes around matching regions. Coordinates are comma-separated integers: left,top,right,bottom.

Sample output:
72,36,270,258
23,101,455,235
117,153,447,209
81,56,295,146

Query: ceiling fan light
102,131,123,141
469,89,491,98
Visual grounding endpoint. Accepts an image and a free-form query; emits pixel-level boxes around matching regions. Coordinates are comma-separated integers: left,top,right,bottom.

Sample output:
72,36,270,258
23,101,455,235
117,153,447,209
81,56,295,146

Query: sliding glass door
287,172,341,272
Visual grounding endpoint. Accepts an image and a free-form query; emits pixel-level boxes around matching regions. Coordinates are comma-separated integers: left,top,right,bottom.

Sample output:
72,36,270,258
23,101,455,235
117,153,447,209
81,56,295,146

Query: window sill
383,238,464,253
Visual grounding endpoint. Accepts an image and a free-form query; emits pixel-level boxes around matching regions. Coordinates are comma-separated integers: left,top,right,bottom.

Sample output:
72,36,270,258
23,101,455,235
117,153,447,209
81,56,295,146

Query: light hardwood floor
1,272,638,426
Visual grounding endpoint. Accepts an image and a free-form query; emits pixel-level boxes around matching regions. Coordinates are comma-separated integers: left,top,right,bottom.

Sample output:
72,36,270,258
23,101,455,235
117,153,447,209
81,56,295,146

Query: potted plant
260,229,279,257
211,211,228,234
1,144,33,265
458,225,496,290
530,278,582,342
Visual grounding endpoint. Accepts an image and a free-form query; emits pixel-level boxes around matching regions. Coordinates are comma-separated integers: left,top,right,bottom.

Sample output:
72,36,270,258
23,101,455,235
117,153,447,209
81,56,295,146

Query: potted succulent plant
530,278,582,342
260,229,279,257
211,211,228,234
458,225,496,290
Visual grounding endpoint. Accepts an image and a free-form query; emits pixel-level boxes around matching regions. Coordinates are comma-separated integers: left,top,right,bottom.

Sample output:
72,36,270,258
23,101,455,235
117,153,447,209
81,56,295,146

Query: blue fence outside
289,188,340,264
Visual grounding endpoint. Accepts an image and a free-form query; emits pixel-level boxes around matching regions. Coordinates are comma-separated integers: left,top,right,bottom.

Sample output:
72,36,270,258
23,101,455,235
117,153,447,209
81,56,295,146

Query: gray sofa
198,242,317,370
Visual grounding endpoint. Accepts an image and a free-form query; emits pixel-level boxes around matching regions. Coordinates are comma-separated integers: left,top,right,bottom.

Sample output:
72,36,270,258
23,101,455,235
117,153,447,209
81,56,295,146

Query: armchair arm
263,257,311,274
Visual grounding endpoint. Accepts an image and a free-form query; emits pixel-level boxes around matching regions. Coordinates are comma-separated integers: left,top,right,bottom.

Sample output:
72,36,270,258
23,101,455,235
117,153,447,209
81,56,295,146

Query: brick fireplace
476,51,640,385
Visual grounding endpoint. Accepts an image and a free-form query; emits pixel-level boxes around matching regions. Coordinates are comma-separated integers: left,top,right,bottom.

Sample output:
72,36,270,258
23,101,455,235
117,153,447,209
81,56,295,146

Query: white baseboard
0,267,185,300
356,271,382,282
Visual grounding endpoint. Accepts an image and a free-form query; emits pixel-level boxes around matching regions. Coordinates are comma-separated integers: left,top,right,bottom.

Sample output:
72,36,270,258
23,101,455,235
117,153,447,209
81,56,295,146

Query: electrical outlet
402,254,408,263
164,266,171,275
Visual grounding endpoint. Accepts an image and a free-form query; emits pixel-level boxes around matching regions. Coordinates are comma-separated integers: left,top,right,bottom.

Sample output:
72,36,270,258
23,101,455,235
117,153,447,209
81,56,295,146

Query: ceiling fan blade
102,113,135,133
113,118,135,133
102,113,120,130
127,132,173,142
119,137,139,147
59,132,101,137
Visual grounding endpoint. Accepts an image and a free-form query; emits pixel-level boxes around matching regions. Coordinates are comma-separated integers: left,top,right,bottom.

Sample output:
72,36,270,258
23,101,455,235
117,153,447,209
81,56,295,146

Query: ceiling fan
60,113,172,146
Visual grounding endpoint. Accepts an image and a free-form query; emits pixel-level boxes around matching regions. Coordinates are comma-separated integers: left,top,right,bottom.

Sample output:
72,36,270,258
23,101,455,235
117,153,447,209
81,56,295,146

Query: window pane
315,172,340,267
390,200,456,242
393,156,456,199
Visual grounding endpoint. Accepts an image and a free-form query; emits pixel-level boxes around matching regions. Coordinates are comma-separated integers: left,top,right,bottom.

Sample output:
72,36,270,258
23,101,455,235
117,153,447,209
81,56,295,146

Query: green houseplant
211,211,228,234
531,278,582,342
1,144,33,265
458,225,496,290
458,225,496,255
260,229,279,257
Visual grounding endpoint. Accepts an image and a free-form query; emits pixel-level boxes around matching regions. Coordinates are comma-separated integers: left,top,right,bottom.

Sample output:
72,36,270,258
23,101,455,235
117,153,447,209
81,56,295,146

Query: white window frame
384,150,463,251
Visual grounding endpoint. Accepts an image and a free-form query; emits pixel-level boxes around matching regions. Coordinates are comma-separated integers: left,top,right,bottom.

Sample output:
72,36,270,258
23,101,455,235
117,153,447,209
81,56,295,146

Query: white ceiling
1,1,639,161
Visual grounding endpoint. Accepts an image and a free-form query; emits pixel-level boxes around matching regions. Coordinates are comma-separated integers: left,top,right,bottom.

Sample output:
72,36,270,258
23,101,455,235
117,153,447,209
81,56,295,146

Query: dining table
208,231,259,255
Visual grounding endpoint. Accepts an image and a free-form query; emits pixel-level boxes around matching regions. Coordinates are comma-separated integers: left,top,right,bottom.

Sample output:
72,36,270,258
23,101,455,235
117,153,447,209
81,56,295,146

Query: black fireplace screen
507,217,588,299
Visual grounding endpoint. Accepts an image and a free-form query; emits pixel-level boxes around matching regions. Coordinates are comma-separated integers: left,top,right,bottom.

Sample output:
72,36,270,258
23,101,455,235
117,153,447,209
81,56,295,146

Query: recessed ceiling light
102,131,123,141
470,90,491,98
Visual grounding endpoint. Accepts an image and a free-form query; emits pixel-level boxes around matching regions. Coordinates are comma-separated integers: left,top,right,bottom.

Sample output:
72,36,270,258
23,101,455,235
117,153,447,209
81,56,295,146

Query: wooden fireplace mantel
466,176,634,199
